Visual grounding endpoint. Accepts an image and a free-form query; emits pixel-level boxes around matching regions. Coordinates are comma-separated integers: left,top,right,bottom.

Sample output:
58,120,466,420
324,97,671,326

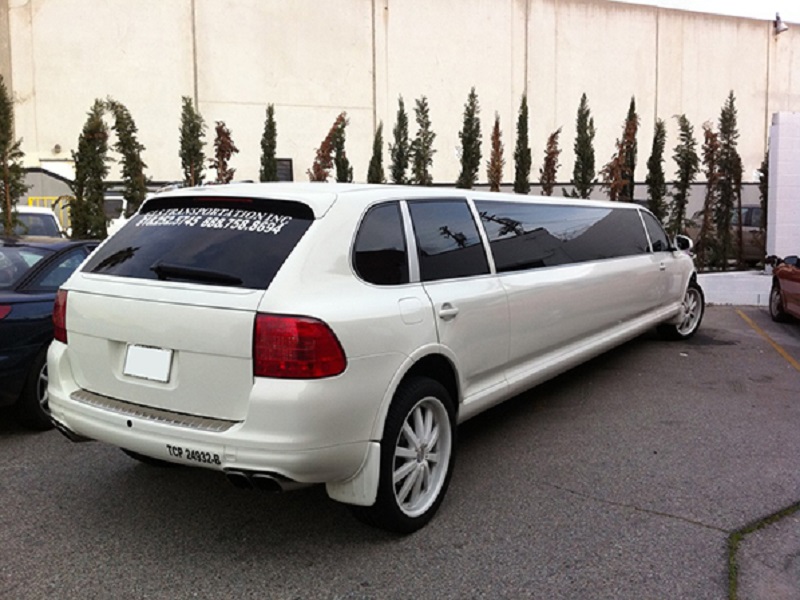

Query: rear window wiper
150,261,243,286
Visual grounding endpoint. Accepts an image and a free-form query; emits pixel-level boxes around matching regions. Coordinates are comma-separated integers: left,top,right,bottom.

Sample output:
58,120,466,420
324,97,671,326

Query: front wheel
658,280,705,340
350,377,456,534
769,282,789,322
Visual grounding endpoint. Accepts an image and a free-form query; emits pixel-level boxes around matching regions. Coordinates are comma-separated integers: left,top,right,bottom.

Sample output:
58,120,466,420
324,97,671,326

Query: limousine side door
405,199,510,406
473,200,656,384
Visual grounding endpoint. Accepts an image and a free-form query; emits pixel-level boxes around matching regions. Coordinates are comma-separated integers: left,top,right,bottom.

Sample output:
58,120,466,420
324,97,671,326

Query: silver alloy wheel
392,396,452,518
677,286,702,336
37,362,49,413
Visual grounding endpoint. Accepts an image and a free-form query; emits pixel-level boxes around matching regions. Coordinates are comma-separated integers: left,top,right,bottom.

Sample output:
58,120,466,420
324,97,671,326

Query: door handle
659,261,666,271
438,303,459,321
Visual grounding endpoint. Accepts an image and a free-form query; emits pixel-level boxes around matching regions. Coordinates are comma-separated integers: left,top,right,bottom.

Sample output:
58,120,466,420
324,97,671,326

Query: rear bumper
47,341,383,485
49,396,369,483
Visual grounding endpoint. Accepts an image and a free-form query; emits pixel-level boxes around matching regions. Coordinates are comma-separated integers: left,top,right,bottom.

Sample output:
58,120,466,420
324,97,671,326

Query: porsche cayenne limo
48,183,704,533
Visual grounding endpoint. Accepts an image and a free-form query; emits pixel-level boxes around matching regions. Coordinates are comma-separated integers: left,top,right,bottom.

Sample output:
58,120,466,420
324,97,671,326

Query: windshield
0,246,51,289
81,196,314,289
14,213,62,237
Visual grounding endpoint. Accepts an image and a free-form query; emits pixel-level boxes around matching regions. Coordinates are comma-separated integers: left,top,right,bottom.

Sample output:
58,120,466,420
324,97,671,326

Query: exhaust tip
250,473,283,493
225,471,253,490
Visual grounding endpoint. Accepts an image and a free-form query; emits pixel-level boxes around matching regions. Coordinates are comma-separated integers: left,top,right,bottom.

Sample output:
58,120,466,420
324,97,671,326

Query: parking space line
736,309,800,373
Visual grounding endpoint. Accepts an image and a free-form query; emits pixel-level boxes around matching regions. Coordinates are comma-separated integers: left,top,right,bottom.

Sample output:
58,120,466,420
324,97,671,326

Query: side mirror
674,234,693,253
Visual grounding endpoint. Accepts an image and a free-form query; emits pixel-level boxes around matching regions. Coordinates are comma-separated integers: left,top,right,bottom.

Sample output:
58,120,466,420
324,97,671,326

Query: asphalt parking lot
1,305,799,600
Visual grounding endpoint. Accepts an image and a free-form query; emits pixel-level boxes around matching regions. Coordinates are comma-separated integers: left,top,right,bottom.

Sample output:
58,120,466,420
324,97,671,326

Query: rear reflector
0,305,10,320
53,290,68,344
253,314,346,379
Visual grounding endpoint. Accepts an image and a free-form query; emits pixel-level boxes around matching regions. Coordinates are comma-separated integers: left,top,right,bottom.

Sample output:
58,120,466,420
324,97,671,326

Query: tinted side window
745,207,762,228
353,202,409,285
475,201,648,272
408,199,489,282
82,197,313,290
640,211,671,253
28,248,88,291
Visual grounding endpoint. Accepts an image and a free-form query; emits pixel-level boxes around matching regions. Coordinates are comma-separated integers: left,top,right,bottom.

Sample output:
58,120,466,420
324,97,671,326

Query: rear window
14,213,62,237
0,246,51,289
81,197,313,289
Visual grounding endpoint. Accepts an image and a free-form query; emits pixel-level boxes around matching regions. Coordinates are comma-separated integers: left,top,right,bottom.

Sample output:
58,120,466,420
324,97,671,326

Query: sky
609,0,800,24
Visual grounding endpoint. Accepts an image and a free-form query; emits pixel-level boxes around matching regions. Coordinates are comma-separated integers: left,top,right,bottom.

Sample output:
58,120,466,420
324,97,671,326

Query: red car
770,255,800,321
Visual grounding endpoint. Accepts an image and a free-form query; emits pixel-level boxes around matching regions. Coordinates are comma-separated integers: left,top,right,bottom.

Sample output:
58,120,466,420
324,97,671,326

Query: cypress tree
513,94,531,194
600,100,637,202
308,112,345,182
486,113,504,192
456,87,482,189
389,97,410,184
260,104,278,182
716,91,743,269
105,98,148,217
668,114,699,237
645,119,667,222
539,127,562,196
566,93,596,198
0,75,28,236
333,112,353,183
757,148,768,259
70,100,109,239
210,121,238,184
410,96,436,186
179,96,206,187
622,97,638,202
697,122,721,270
600,137,627,202
366,122,385,184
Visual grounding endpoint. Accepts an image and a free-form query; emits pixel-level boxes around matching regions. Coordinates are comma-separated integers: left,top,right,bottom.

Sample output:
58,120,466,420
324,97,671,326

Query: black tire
15,348,54,431
121,448,178,468
769,282,790,323
658,280,705,340
350,376,456,534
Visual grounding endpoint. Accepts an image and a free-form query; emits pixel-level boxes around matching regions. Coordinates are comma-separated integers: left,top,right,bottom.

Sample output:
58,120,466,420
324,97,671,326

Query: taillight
0,305,10,320
253,314,346,379
53,290,68,344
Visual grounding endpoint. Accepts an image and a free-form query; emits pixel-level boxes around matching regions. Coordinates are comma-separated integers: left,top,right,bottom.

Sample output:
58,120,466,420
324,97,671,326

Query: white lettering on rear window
136,207,292,235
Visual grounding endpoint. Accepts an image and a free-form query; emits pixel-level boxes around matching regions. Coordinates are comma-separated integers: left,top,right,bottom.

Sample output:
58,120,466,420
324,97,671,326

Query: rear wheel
350,377,456,534
15,349,53,431
658,280,705,340
769,282,789,322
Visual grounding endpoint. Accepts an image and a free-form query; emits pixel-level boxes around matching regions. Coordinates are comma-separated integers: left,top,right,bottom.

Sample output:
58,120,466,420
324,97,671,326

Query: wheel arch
370,348,460,442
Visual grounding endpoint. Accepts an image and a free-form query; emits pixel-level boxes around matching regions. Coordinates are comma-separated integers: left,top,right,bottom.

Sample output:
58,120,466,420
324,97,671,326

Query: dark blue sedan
0,237,97,429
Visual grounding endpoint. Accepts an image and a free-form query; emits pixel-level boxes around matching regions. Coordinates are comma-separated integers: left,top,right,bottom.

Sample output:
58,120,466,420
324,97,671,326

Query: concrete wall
767,112,800,257
4,0,800,196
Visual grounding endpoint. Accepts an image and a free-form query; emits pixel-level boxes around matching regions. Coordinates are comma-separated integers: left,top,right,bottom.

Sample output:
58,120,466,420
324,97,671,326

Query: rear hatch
63,195,314,421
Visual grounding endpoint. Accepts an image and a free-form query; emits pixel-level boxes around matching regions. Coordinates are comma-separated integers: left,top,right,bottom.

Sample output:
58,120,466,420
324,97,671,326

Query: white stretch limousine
48,183,703,533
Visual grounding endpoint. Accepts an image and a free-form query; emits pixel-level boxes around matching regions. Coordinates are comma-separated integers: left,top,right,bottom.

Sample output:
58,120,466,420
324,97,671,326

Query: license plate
166,444,222,466
123,345,173,383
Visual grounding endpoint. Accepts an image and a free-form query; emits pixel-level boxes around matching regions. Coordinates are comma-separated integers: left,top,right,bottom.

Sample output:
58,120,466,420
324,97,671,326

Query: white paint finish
47,183,696,496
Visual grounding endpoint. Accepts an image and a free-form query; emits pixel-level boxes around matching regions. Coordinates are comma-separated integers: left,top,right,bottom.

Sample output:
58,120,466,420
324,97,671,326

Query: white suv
49,182,703,533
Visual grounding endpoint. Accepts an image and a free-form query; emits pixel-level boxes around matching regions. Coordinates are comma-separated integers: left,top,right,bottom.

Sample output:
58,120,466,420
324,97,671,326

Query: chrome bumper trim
69,389,238,432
